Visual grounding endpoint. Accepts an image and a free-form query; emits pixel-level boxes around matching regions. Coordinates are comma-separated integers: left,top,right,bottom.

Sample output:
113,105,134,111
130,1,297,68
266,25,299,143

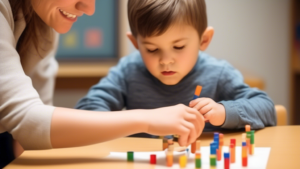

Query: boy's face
135,24,201,85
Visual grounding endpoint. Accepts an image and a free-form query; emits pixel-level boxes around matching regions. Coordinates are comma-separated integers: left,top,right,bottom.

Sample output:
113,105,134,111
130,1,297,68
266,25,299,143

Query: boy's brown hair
128,0,207,39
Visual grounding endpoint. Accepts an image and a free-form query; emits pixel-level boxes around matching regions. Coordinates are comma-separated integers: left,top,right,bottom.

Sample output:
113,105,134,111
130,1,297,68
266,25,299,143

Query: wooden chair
275,105,287,125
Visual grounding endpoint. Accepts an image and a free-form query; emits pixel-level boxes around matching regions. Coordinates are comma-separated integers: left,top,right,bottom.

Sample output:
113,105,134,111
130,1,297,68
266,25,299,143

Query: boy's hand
189,98,226,126
145,104,205,147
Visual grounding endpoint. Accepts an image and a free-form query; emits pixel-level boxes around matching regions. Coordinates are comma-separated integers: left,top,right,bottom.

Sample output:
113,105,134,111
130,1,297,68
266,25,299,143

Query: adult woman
0,0,202,167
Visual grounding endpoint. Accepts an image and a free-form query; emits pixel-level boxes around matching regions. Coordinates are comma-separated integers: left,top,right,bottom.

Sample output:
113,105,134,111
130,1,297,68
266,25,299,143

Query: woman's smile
58,8,78,22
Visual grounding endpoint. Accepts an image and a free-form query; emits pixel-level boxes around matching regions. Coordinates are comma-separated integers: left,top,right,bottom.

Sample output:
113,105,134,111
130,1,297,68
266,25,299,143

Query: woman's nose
76,0,95,16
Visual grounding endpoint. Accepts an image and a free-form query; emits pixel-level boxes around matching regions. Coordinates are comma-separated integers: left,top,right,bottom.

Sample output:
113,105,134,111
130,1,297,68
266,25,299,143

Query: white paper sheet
103,146,271,169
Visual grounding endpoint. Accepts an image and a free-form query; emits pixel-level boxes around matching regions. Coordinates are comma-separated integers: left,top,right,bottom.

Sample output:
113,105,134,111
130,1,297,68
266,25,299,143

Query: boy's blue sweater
76,51,276,134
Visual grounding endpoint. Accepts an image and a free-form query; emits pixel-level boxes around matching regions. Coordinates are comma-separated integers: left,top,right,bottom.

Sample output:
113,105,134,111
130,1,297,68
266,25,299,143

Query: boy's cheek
141,54,156,67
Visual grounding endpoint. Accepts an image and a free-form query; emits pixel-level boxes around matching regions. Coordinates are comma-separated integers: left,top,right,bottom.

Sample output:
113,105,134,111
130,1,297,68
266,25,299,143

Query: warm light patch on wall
85,29,102,48
63,30,79,48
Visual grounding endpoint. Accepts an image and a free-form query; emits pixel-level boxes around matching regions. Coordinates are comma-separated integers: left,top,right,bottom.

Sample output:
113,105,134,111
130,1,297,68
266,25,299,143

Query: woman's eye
147,49,158,53
174,46,185,50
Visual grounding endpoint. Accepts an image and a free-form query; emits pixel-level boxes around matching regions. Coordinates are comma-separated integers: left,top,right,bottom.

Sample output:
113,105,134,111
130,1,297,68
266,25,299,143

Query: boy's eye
174,46,185,50
147,49,158,53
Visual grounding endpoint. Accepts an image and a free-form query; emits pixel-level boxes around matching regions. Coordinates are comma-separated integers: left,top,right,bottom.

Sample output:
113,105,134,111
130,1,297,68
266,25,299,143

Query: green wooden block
195,158,201,168
246,131,251,138
250,130,255,144
127,151,134,162
210,156,216,166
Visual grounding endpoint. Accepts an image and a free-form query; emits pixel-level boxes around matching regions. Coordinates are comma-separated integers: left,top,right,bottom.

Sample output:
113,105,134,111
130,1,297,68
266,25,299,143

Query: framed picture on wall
56,0,119,61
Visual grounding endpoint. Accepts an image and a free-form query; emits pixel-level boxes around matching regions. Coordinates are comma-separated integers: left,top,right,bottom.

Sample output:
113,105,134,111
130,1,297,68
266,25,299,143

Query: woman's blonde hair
9,0,53,58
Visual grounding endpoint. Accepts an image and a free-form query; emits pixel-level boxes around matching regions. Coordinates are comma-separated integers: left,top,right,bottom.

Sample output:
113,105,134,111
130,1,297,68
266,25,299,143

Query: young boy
76,0,276,138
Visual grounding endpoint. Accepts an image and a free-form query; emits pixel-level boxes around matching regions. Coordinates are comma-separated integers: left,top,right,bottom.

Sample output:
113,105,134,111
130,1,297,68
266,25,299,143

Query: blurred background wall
205,1,291,121
54,0,296,124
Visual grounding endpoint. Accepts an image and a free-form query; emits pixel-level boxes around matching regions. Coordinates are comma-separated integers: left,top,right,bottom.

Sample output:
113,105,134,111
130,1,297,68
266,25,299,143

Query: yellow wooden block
250,144,255,155
179,155,187,168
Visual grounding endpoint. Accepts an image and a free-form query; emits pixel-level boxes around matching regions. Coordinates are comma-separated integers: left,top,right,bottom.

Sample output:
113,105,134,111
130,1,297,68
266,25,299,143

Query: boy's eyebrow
172,38,188,43
142,41,156,45
142,38,188,45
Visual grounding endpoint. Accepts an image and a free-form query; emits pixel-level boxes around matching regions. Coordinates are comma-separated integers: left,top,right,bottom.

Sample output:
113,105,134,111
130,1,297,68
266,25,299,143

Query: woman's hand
189,98,226,126
51,106,205,148
144,104,205,147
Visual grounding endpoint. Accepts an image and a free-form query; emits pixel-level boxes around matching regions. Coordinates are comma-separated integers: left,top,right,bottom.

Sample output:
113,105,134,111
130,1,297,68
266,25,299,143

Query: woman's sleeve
0,11,55,150
30,33,59,106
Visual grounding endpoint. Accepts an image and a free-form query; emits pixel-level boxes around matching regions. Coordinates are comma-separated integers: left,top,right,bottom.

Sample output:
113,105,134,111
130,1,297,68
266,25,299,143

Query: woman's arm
51,105,205,148
0,4,204,150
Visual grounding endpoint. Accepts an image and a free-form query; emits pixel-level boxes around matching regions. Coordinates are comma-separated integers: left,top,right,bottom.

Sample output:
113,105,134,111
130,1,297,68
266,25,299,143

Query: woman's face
30,0,95,34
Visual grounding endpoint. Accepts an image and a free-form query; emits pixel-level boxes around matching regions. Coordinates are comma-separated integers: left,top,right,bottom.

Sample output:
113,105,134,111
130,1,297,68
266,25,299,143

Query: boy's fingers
184,113,200,137
198,114,205,136
182,120,197,145
177,126,190,147
185,107,202,121
189,98,205,107
193,100,209,111
189,98,199,107
185,107,206,137
203,110,213,121
195,113,205,137
199,104,212,115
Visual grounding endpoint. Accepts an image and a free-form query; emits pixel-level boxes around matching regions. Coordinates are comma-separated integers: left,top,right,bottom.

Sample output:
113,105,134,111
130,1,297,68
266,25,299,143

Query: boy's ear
126,32,139,50
199,27,214,51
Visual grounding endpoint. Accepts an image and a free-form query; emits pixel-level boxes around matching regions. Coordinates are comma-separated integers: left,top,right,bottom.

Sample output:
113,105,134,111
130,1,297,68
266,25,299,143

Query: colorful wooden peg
166,152,173,167
245,125,251,132
191,141,196,154
179,155,187,168
230,143,235,163
127,151,134,162
150,154,156,164
242,142,248,167
195,152,201,169
224,152,230,169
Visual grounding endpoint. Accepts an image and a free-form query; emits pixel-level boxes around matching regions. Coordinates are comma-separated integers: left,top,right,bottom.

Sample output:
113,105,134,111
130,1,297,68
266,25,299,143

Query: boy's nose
159,55,175,65
76,0,95,16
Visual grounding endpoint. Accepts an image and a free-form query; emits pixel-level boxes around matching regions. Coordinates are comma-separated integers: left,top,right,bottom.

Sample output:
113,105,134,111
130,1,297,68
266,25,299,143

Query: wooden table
6,126,300,169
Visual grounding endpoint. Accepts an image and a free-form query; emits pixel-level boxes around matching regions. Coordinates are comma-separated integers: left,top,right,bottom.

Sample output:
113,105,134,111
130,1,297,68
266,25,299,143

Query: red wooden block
242,157,248,167
224,158,230,169
230,139,236,146
150,154,156,164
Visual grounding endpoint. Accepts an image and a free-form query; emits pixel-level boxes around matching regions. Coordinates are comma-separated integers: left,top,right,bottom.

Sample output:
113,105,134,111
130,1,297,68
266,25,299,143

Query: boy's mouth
161,71,176,76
